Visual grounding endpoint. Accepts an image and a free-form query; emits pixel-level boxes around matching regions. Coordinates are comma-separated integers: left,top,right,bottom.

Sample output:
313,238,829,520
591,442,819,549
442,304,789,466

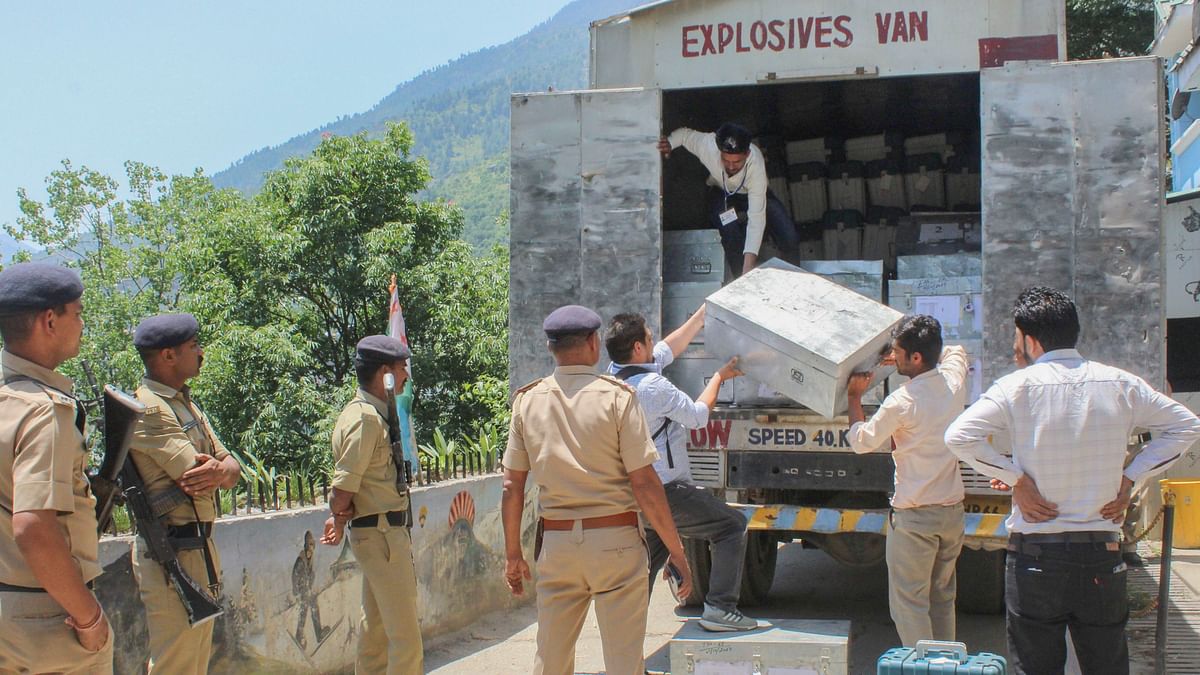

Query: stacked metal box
662,229,733,403
670,618,850,674
706,259,902,417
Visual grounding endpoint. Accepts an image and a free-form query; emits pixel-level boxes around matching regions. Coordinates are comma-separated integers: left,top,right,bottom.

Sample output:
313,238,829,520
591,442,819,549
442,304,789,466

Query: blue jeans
1006,542,1129,675
644,481,749,611
706,187,799,277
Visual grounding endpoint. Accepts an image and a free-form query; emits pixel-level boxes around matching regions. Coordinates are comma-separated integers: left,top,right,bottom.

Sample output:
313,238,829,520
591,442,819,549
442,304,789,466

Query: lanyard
721,158,750,208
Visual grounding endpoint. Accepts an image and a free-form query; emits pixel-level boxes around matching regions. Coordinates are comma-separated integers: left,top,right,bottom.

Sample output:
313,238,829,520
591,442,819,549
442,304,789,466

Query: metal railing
102,450,502,536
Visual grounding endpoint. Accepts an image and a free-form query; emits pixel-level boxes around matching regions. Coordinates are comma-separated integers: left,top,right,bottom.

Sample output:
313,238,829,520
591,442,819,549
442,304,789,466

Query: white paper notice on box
670,618,850,675
705,259,902,417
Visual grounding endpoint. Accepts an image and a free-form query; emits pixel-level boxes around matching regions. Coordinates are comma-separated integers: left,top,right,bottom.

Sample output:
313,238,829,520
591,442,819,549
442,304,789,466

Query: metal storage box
904,154,947,210
888,276,983,341
733,376,795,407
895,214,981,256
663,281,721,341
788,162,829,225
866,159,908,210
799,260,885,302
671,618,850,675
786,136,843,165
706,259,902,417
664,348,734,404
845,131,904,162
827,161,867,214
822,210,863,260
896,253,982,280
664,229,725,283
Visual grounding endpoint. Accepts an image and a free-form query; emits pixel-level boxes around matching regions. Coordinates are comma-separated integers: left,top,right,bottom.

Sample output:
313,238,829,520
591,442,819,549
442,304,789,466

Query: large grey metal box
896,253,982,280
799,260,885,302
663,282,721,342
733,376,795,407
664,229,725,284
663,347,734,404
888,276,983,341
670,618,850,675
706,259,902,417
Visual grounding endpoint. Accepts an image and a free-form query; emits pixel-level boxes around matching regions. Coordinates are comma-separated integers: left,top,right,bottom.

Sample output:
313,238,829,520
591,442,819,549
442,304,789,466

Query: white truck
508,0,1166,613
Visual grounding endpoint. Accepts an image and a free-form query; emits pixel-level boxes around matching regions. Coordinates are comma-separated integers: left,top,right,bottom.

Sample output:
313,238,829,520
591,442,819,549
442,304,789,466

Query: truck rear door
980,56,1166,387
509,88,663,389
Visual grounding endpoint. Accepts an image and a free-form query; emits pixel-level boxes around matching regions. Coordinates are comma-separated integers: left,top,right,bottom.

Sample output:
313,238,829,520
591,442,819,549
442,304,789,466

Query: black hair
604,313,648,364
1012,286,1079,351
892,314,943,367
355,360,390,385
547,332,592,353
0,304,67,345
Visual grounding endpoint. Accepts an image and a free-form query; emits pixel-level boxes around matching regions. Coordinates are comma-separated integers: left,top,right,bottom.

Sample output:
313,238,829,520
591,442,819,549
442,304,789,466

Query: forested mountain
212,0,641,252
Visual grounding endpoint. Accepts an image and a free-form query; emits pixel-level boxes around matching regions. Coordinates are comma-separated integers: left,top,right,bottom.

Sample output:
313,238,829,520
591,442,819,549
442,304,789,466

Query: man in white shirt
658,123,799,277
944,287,1200,675
604,305,758,632
846,315,969,647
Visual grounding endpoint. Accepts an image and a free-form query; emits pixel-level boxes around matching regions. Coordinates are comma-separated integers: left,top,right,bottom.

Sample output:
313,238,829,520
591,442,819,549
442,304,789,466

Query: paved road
426,541,1008,674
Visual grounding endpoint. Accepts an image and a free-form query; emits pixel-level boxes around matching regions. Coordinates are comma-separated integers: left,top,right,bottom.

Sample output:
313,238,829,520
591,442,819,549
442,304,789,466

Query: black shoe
1122,551,1145,567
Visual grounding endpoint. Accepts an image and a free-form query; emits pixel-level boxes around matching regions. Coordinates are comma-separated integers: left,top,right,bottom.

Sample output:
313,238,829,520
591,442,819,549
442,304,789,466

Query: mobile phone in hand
665,563,684,602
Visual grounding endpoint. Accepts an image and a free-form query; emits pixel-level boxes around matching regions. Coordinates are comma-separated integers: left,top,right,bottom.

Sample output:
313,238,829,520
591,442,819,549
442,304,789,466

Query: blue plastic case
878,640,1007,674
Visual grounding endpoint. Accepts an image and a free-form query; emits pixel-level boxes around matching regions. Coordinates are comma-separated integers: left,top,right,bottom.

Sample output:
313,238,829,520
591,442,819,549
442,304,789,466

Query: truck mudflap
733,503,1009,547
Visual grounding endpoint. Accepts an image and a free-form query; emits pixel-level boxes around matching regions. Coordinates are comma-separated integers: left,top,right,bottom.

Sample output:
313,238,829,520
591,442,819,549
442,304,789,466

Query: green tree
1067,0,1155,60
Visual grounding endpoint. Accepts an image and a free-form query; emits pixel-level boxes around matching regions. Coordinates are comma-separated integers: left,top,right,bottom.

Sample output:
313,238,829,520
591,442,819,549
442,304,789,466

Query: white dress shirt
849,345,969,509
945,349,1200,534
608,341,710,485
667,127,770,256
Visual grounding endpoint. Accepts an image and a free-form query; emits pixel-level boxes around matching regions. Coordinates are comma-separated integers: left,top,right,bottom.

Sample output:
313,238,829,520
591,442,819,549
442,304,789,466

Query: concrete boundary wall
97,473,536,674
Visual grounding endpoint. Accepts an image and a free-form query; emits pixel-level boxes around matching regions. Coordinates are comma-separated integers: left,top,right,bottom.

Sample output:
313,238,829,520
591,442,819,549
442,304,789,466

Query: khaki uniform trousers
0,589,114,674
886,503,964,647
131,537,220,675
348,524,423,675
534,524,648,675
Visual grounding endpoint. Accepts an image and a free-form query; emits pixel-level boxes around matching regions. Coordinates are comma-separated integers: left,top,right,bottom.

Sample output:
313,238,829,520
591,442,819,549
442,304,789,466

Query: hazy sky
0,0,568,229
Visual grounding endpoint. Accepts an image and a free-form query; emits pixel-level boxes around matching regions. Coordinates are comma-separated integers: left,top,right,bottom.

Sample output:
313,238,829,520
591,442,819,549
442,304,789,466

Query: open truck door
509,88,663,389
958,55,1166,614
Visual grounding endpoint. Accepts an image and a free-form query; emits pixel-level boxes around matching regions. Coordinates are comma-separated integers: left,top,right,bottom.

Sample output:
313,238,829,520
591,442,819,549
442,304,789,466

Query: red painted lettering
796,17,814,48
717,22,734,53
833,15,853,47
750,20,768,50
875,12,891,44
707,420,732,448
788,18,796,49
909,11,928,41
690,427,707,447
700,24,716,55
682,25,701,57
814,16,833,48
767,19,786,51
892,12,909,43
735,21,750,53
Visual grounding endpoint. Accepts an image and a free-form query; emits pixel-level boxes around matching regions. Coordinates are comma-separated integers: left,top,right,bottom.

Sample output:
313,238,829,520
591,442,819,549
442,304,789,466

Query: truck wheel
956,547,1006,615
815,532,886,567
681,538,711,607
739,532,778,606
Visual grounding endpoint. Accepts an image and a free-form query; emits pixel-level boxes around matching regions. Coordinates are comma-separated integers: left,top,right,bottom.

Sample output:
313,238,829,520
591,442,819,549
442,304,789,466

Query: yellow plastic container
1161,479,1200,549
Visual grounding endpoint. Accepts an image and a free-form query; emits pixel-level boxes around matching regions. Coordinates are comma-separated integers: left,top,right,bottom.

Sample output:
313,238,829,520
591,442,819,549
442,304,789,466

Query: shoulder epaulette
595,373,637,393
510,378,544,402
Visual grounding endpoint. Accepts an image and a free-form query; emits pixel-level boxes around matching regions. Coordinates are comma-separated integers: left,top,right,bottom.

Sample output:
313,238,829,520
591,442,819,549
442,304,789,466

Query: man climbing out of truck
845,315,969,647
658,122,799,277
604,304,759,632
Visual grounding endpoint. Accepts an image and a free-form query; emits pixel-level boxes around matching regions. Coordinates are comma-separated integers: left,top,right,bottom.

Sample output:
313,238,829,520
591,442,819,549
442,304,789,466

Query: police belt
162,521,214,551
1007,530,1120,556
0,580,93,593
351,510,411,528
541,511,639,531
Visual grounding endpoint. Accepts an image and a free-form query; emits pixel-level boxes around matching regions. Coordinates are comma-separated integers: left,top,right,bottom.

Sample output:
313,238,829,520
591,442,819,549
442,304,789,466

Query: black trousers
1006,543,1129,675
706,187,799,277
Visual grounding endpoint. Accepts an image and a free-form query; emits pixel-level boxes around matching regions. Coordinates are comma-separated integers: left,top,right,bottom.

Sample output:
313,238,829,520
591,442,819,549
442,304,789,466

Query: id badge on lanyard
720,165,748,229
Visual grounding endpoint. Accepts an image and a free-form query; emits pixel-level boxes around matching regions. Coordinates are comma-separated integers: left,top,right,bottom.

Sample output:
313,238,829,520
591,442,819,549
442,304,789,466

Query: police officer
321,335,422,675
502,305,693,675
129,313,240,674
0,262,112,673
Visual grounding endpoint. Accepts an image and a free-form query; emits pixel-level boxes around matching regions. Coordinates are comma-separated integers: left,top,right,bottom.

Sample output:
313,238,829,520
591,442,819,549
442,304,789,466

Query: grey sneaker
699,603,759,632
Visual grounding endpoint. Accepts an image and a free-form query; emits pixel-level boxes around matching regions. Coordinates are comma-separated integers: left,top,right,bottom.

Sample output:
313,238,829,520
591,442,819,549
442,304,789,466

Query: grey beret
356,335,410,364
543,305,601,340
134,313,200,349
0,262,84,316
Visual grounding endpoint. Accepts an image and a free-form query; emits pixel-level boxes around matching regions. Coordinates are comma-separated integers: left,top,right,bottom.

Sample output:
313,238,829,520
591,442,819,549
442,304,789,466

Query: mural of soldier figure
292,531,331,651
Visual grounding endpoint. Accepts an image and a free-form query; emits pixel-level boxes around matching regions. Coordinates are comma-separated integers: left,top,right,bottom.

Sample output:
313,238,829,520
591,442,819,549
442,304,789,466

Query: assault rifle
91,386,222,627
383,373,415,528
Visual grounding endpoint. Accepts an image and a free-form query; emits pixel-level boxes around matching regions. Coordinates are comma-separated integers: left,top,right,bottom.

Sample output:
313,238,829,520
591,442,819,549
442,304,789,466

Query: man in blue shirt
605,305,757,631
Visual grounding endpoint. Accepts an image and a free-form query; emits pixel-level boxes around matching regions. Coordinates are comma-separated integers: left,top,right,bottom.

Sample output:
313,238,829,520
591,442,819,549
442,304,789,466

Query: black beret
543,305,601,340
715,123,753,155
134,313,200,349
356,335,410,364
0,262,84,316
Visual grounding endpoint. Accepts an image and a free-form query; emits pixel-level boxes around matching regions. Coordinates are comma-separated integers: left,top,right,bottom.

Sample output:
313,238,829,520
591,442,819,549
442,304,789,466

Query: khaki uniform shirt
504,366,659,520
331,390,407,518
130,378,231,526
0,350,100,586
